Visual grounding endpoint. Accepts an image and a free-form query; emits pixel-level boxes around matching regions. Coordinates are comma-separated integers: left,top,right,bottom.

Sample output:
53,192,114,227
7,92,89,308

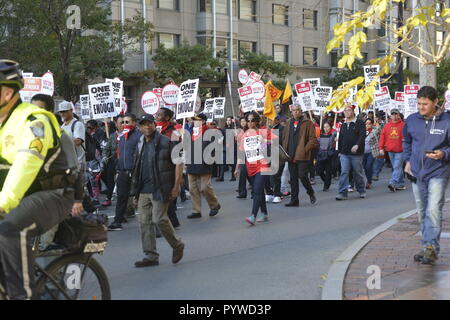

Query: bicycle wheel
35,253,111,300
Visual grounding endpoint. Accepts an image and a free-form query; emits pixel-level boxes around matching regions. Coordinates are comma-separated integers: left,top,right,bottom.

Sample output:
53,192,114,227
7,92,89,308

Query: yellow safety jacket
0,101,62,213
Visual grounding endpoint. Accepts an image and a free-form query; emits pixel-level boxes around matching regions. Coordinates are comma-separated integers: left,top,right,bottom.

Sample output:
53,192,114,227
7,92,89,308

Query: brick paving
343,203,450,300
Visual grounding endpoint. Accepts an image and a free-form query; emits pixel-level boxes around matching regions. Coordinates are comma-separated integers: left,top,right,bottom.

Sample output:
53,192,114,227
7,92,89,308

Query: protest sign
41,72,54,96
375,86,391,111
303,78,321,91
204,99,215,122
239,69,249,85
162,83,179,106
445,89,450,111
80,94,91,120
214,97,226,119
106,78,123,114
364,65,381,91
395,91,405,114
404,85,420,117
141,91,160,115
176,79,199,119
294,82,317,112
313,86,333,111
246,71,262,86
251,80,265,101
238,85,257,113
19,77,42,103
88,82,117,119
243,135,264,162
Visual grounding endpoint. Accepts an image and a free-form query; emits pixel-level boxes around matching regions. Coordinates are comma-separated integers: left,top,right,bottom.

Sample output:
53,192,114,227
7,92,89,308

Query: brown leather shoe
172,242,185,264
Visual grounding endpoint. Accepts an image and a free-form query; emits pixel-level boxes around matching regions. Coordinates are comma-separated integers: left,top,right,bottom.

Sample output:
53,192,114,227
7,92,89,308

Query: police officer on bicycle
0,60,83,300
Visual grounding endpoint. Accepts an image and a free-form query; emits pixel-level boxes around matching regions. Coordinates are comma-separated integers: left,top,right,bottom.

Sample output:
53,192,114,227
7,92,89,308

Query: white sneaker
348,187,354,192
256,213,269,223
265,195,274,202
272,196,282,203
245,216,256,225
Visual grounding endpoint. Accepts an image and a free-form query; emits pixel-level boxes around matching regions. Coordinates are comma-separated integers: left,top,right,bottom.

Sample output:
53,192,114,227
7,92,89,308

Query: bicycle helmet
0,60,24,89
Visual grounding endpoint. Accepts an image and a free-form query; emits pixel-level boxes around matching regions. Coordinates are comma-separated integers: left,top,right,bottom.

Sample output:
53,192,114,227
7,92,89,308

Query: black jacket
338,119,366,155
130,132,177,202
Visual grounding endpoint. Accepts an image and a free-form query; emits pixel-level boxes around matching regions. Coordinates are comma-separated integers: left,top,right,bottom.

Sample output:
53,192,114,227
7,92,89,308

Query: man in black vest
131,114,184,267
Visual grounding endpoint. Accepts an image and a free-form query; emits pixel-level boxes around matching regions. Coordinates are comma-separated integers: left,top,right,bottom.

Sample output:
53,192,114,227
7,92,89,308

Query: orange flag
265,80,283,102
264,83,277,121
282,79,293,104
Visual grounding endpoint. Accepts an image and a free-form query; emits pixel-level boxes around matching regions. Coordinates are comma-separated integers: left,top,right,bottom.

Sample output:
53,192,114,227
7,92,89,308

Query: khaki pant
188,173,219,214
137,193,182,261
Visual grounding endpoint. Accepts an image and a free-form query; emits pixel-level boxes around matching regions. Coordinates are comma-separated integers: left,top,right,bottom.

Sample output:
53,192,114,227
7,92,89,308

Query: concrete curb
321,198,450,300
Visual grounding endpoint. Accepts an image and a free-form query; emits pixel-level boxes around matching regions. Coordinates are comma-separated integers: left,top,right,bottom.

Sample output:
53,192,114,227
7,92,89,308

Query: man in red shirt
379,108,405,192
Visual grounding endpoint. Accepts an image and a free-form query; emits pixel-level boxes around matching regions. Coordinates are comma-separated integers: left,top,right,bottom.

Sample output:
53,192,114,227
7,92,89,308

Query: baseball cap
138,114,156,124
390,108,400,114
57,100,74,112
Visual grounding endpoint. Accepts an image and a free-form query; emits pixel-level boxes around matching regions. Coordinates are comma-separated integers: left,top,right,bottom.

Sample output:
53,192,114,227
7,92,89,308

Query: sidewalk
343,202,450,300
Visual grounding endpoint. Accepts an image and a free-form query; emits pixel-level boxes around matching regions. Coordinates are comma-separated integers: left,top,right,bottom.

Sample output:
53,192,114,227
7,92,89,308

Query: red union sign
295,82,311,94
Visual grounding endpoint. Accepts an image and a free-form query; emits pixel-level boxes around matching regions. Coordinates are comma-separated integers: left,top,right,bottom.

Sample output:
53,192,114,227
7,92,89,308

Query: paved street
96,170,423,300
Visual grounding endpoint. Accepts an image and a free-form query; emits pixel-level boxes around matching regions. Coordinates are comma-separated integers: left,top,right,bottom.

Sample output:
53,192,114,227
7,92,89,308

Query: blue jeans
412,177,449,254
372,158,385,177
338,154,366,196
363,153,375,184
388,152,404,187
248,173,268,217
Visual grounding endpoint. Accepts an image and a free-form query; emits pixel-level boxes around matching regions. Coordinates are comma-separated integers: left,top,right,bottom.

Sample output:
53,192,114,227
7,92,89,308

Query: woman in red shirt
235,111,271,225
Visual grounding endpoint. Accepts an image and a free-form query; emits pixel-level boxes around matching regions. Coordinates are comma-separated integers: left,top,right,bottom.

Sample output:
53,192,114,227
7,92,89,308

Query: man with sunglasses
379,108,405,192
108,113,141,231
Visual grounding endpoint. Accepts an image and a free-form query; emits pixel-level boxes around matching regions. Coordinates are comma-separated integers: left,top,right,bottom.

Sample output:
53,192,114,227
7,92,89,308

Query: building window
273,4,288,26
196,32,238,60
158,0,179,10
199,0,238,15
238,40,257,60
273,44,288,63
238,0,256,21
330,51,338,68
303,47,318,66
303,9,318,30
157,33,180,49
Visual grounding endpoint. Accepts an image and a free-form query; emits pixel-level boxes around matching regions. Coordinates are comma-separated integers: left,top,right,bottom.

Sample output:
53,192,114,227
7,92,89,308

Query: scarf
156,121,170,135
123,125,135,140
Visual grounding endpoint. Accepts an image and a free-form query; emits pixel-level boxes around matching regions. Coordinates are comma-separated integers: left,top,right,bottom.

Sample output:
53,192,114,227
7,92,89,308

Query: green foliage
239,49,292,81
0,0,153,101
150,43,225,86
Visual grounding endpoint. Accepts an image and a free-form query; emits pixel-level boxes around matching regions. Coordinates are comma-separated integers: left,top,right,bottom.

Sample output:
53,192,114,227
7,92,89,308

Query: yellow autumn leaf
347,55,356,70
338,55,349,69
442,8,450,17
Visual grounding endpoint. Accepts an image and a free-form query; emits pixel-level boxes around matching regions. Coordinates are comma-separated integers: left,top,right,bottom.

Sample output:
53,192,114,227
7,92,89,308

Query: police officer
0,60,82,299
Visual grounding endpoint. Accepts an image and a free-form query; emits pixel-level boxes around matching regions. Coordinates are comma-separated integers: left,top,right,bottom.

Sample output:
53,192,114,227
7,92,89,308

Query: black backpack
71,120,97,161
